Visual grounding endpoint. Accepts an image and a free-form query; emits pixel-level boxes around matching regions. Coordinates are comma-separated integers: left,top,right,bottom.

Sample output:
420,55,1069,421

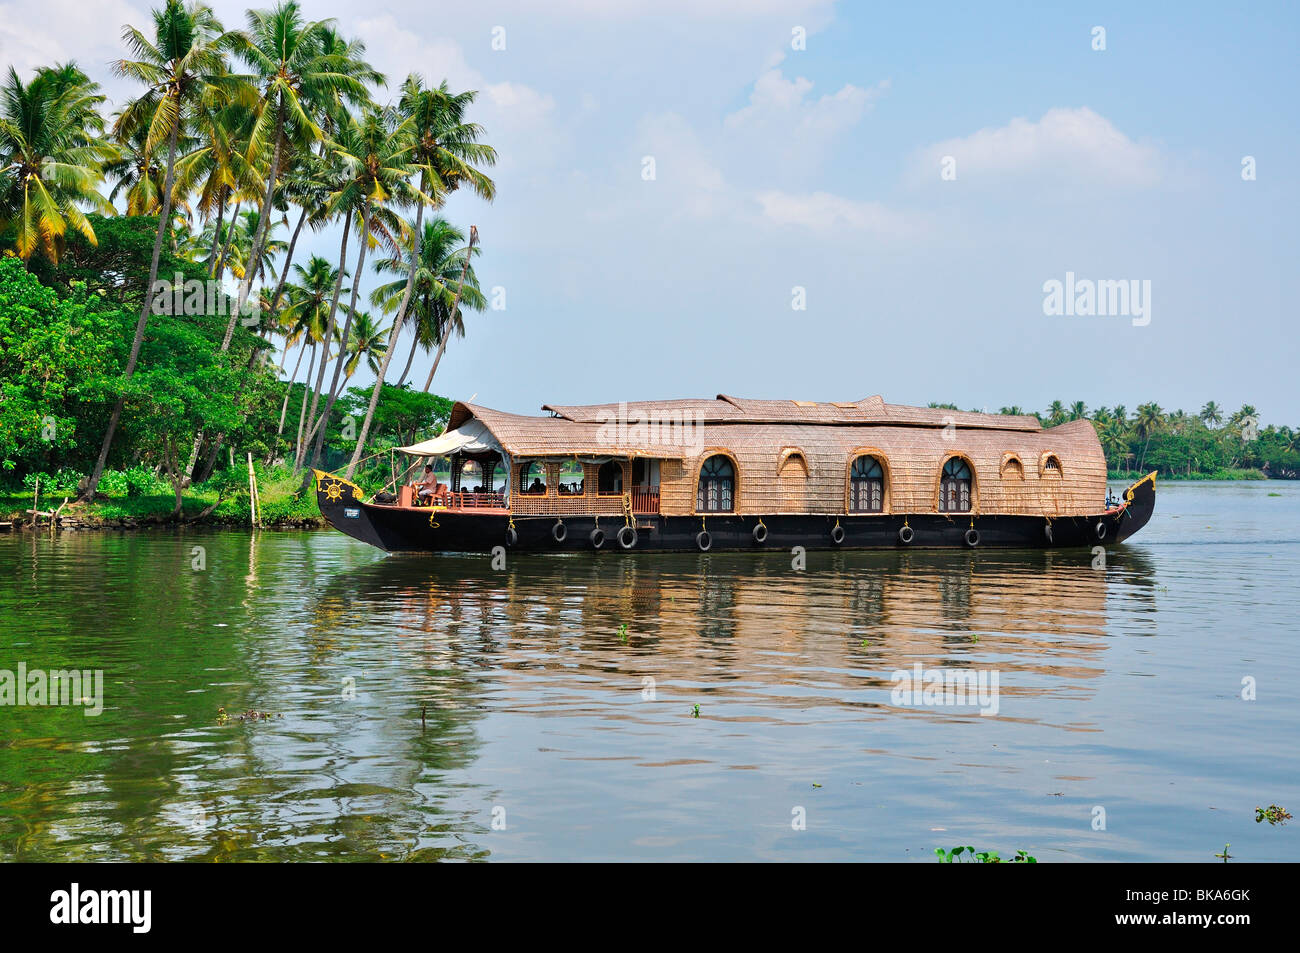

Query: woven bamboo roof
447,402,696,457
444,397,1054,461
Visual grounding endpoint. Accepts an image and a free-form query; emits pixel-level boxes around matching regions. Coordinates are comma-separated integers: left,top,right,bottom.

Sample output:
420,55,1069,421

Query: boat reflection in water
315,547,1157,729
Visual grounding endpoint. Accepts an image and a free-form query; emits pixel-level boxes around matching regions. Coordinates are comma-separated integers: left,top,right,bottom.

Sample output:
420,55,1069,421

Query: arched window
697,454,735,512
778,451,808,511
455,458,481,492
558,460,584,495
520,462,548,495
939,457,973,513
850,455,885,512
597,460,623,494
458,457,502,493
1041,453,1063,478
1001,456,1024,479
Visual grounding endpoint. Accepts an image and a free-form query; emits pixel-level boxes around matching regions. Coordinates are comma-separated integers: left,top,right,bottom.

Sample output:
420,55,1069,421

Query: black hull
315,472,1157,556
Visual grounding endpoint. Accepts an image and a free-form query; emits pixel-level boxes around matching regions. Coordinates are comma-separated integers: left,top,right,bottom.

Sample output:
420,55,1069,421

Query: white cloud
351,15,564,175
725,62,887,137
0,0,140,80
915,107,1162,187
354,14,484,91
721,58,888,172
756,190,920,236
483,81,555,115
628,111,732,220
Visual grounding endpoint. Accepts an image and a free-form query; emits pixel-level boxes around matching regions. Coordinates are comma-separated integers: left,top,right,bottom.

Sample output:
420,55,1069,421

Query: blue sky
4,0,1297,421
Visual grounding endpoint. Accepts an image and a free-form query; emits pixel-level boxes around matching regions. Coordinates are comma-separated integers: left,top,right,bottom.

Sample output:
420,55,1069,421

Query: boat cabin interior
396,452,662,515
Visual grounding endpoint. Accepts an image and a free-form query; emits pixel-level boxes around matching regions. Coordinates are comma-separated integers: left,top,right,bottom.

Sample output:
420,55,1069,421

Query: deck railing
629,488,660,514
447,491,505,509
509,488,660,516
400,487,658,516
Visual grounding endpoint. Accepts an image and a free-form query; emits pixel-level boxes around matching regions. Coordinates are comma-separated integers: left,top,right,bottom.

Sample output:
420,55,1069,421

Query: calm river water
1,481,1297,861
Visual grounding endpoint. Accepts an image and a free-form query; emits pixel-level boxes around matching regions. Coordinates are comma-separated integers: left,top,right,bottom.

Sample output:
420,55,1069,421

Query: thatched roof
445,396,1050,457
532,395,1042,431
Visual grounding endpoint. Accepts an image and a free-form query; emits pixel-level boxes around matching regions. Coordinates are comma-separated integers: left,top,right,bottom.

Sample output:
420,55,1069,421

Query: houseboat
313,394,1156,554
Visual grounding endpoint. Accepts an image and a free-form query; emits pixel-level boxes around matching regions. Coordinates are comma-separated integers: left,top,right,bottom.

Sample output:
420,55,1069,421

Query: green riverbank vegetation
0,0,493,526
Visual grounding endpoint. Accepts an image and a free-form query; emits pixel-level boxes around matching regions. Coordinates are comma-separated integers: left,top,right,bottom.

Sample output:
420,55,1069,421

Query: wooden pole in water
247,452,259,528
32,475,39,521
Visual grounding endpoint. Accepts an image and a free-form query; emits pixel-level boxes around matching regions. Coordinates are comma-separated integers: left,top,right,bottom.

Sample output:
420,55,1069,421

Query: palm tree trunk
82,118,181,501
270,205,309,313
397,328,420,387
422,226,477,394
208,192,226,277
272,336,309,456
422,335,450,393
297,207,353,471
215,200,241,280
345,192,428,478
309,200,372,472
294,341,318,465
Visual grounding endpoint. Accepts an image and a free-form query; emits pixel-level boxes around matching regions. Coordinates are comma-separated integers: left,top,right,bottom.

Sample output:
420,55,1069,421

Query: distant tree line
927,401,1297,479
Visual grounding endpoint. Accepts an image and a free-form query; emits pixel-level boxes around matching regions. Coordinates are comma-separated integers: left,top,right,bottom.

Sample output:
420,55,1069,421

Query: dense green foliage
1,214,451,515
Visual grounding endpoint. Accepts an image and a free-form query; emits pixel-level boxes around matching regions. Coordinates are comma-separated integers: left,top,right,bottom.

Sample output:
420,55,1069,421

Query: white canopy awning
398,419,499,456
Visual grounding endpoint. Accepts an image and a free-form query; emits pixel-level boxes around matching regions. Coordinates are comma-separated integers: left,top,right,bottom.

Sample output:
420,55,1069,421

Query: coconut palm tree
82,1,238,500
1098,419,1127,470
340,309,388,380
369,218,486,384
417,225,480,393
278,255,342,461
303,106,418,472
0,64,116,261
261,30,380,321
344,74,497,477
1044,400,1067,427
219,206,286,283
105,120,170,215
1200,401,1223,428
224,0,375,338
1069,400,1087,421
1229,405,1259,429
171,94,260,275
1134,402,1165,471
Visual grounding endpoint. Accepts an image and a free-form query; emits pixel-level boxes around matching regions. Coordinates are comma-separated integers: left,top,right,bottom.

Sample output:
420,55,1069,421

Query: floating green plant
1255,804,1291,825
935,846,1036,864
217,706,278,725
1214,843,1232,862
617,623,629,643
691,704,700,718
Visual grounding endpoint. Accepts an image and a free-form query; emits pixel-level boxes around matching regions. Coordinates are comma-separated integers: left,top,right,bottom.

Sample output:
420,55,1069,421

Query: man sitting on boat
416,465,448,506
